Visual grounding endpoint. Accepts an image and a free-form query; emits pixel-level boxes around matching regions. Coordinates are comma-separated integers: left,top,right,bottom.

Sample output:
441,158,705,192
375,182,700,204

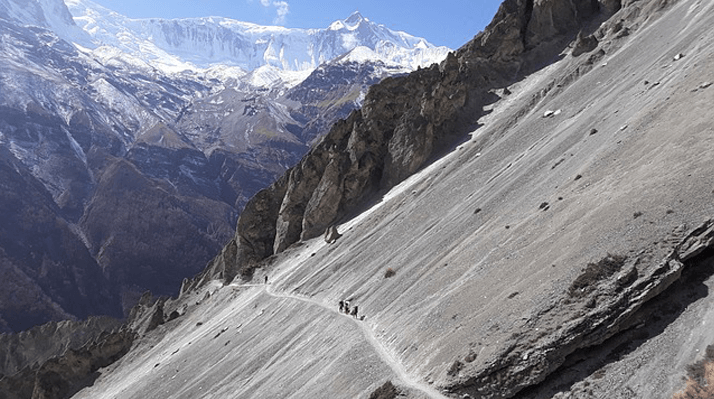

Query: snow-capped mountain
0,0,91,45
64,0,449,80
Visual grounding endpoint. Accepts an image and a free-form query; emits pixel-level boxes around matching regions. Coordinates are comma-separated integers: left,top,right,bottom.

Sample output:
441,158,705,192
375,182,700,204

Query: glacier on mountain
61,0,450,82
0,0,92,45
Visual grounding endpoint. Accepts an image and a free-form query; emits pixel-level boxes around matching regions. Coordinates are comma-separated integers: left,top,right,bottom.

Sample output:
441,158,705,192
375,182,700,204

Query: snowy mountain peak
61,0,450,81
344,11,366,26
329,11,367,31
0,0,71,27
0,0,450,87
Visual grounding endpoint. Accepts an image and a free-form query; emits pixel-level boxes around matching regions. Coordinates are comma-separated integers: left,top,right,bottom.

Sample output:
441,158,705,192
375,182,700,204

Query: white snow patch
328,20,345,31
341,33,359,50
63,126,87,166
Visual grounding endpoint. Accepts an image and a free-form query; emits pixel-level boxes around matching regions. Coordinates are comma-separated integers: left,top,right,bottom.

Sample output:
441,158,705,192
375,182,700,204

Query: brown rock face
192,0,609,285
274,156,327,253
525,0,600,49
196,174,289,283
302,155,344,240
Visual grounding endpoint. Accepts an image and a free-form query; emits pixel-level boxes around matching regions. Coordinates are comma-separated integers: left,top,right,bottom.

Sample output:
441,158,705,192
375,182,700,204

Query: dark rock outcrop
446,220,714,398
0,290,178,399
324,225,342,244
572,31,599,56
368,380,401,399
193,0,612,285
0,328,134,399
0,317,124,380
125,292,168,335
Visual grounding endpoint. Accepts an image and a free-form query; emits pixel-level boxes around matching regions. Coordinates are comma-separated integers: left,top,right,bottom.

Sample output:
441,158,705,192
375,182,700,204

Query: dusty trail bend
233,282,450,399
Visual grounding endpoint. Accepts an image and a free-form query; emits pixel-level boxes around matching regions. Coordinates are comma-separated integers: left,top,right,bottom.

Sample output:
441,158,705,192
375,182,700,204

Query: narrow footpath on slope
232,281,450,399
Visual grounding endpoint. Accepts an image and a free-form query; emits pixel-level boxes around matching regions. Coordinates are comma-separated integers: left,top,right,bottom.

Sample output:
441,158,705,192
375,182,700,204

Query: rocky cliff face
0,317,124,380
0,317,132,399
0,292,185,399
196,0,619,284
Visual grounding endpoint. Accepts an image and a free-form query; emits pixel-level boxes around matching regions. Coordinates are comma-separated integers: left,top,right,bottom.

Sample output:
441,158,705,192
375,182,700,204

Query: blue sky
88,0,503,49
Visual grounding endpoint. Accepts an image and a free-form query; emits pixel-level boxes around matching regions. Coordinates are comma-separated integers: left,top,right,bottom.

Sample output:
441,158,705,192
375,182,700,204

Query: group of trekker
338,300,361,319
264,273,362,320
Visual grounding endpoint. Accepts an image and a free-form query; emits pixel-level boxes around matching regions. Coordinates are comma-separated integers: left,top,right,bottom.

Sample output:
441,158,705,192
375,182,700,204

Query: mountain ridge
64,0,450,79
115,0,714,398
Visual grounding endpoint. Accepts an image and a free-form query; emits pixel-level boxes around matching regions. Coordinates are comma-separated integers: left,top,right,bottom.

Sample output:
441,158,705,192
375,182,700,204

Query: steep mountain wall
194,0,619,285
0,317,124,379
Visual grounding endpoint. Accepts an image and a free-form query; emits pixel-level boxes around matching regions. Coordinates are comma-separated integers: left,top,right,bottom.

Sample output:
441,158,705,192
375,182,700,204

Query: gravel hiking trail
233,280,450,399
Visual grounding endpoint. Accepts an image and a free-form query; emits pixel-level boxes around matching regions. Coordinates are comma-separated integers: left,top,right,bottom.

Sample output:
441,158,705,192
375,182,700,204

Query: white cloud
255,0,290,25
273,1,289,25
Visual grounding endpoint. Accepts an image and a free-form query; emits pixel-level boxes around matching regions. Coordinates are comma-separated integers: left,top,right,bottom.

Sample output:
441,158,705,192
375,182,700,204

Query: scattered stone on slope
693,81,712,92
324,225,342,244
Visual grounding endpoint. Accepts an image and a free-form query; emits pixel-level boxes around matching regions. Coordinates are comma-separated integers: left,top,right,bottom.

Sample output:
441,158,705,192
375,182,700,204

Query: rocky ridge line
0,290,187,399
0,328,134,399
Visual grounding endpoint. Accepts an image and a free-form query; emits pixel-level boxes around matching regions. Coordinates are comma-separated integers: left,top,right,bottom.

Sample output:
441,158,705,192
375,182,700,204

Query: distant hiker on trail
351,306,359,319
264,276,268,284
344,301,350,315
339,300,344,313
